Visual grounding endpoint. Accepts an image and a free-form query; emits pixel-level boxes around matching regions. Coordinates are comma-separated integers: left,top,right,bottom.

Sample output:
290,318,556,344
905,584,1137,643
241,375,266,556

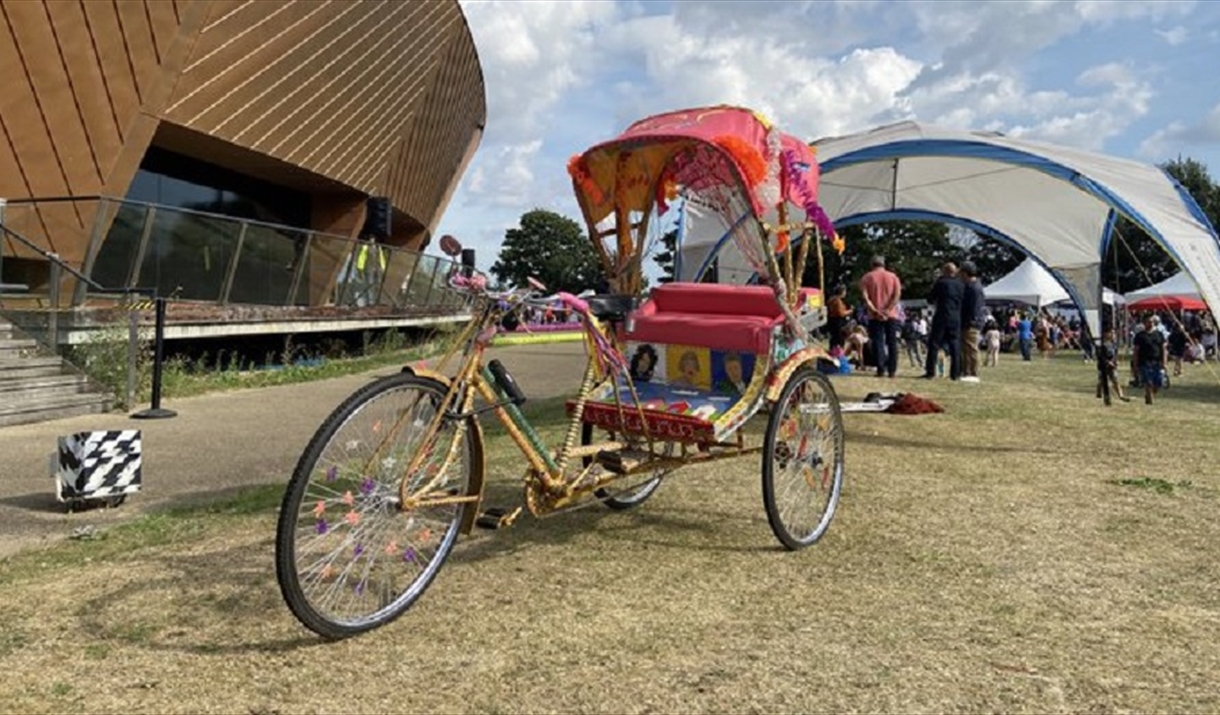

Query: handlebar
447,267,558,310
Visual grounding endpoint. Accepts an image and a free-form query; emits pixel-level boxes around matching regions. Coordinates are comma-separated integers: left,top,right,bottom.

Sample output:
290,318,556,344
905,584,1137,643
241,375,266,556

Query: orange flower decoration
567,154,604,205
714,135,767,187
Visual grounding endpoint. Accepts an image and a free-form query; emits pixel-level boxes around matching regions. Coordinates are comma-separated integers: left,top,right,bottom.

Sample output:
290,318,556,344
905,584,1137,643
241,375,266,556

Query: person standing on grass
859,255,902,378
984,318,1002,367
1096,327,1130,403
1168,322,1189,377
826,284,851,351
902,312,924,367
923,262,964,380
1133,313,1167,404
958,261,986,383
1017,311,1034,361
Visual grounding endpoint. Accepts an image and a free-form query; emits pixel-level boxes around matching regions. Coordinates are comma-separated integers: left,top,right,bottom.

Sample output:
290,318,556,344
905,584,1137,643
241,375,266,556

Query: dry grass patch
3,354,1220,714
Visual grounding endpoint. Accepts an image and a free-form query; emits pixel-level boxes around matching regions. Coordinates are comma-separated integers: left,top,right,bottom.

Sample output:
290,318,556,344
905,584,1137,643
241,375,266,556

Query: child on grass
1097,327,1130,403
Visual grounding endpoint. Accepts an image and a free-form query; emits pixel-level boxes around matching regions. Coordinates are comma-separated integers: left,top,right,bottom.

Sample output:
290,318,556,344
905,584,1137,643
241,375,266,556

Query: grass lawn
2,351,1220,714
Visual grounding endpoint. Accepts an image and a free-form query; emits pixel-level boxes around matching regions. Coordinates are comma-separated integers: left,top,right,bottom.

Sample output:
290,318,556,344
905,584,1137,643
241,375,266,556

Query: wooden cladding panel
0,6,73,209
0,0,191,259
0,0,484,258
167,0,357,130
163,0,481,221
145,0,180,64
46,1,123,176
114,0,160,103
80,1,145,140
7,3,96,209
385,20,485,231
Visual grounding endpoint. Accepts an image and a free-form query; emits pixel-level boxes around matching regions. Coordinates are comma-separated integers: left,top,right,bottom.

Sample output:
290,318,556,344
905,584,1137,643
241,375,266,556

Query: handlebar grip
487,359,527,405
556,291,590,314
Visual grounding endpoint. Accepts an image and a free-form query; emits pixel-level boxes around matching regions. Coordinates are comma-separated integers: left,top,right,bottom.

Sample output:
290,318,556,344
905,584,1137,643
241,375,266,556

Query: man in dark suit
923,262,965,380
959,261,987,382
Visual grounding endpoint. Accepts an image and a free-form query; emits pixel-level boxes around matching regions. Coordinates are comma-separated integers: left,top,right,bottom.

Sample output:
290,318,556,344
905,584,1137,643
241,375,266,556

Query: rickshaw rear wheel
762,366,844,550
581,422,666,510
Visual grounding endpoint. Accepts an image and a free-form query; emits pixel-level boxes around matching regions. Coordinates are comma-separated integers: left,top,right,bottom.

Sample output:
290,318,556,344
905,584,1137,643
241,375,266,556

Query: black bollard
131,297,177,419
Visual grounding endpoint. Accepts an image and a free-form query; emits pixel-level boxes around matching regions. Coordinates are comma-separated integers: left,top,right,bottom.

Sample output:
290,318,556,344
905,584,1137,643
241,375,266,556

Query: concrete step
0,373,91,399
0,391,112,428
0,356,67,380
0,336,39,356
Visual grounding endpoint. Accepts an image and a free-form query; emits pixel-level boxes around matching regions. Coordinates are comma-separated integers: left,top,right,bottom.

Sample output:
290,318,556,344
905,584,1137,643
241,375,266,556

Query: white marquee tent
984,258,1070,307
804,122,1220,339
1122,271,1201,303
984,258,1127,308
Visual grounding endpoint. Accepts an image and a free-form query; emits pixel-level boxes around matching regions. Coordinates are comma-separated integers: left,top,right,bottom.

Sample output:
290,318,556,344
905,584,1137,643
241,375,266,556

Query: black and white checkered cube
55,430,142,502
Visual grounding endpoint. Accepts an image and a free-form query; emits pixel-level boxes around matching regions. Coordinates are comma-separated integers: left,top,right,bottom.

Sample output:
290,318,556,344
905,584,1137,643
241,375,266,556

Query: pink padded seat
626,283,819,355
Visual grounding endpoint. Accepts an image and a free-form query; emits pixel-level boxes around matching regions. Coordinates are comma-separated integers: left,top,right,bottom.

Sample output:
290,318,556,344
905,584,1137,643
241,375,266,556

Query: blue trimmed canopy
809,121,1220,338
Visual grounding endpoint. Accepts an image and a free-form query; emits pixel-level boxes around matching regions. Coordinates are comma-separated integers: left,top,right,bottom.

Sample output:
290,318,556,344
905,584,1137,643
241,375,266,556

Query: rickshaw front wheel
762,366,845,550
275,374,473,639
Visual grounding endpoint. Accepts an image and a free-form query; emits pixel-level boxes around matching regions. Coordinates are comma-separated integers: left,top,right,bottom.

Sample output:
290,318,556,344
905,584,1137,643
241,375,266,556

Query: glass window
126,146,311,229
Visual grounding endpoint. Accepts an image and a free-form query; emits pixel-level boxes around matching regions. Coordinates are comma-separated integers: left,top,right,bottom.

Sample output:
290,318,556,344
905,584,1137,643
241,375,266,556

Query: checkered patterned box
54,430,142,503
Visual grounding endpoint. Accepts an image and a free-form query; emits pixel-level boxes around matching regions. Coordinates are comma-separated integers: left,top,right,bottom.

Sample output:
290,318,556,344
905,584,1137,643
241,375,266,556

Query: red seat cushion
627,313,777,354
625,283,821,354
650,283,784,317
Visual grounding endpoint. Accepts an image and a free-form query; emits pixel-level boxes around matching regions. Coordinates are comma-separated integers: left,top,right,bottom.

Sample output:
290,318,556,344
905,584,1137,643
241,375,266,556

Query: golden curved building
0,0,485,307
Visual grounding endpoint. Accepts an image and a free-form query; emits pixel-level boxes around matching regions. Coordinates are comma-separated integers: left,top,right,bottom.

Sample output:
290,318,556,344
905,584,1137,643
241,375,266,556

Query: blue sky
434,0,1220,270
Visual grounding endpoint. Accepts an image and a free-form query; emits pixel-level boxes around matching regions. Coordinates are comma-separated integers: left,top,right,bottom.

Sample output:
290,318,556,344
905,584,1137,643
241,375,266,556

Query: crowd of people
827,257,993,382
824,255,1219,399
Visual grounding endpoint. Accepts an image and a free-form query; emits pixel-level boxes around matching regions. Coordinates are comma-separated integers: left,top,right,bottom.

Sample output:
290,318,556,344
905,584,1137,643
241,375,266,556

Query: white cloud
998,63,1152,149
459,0,620,144
464,140,542,207
603,13,923,140
1155,25,1189,45
1074,0,1196,24
1139,103,1220,160
438,0,1216,271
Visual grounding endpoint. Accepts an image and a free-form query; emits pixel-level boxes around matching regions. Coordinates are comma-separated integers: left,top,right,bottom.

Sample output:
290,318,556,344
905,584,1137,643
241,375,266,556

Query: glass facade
72,195,466,312
1,147,469,314
127,147,311,229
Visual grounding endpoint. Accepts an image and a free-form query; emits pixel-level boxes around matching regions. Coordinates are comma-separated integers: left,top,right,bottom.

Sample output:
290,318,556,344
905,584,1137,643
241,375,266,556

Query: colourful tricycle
275,106,846,639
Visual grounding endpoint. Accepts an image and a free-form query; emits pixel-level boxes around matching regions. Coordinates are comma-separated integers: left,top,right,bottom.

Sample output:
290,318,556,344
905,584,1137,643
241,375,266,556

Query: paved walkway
0,343,587,558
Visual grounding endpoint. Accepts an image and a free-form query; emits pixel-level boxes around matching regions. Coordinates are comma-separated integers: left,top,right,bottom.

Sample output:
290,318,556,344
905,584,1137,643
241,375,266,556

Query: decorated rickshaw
274,105,847,639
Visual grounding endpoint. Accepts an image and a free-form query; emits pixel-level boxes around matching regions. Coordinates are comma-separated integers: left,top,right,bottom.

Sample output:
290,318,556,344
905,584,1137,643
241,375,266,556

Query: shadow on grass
0,492,69,513
455,491,776,567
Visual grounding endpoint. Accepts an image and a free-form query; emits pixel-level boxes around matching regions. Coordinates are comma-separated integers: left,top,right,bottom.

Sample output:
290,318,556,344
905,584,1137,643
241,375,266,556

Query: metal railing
0,196,469,316
0,195,473,411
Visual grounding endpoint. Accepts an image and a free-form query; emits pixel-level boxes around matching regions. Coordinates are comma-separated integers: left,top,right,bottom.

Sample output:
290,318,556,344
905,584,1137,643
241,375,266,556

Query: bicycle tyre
583,422,665,510
762,367,844,550
275,373,473,639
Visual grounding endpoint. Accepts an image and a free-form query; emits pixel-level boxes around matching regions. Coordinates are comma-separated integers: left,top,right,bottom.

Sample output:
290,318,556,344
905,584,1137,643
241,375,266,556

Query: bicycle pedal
596,449,650,475
475,506,521,530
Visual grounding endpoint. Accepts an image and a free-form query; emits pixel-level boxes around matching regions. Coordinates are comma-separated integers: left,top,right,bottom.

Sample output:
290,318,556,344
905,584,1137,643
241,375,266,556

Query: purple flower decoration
325,465,338,482
353,543,364,557
403,547,417,564
355,580,365,596
315,519,329,535
360,477,376,496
